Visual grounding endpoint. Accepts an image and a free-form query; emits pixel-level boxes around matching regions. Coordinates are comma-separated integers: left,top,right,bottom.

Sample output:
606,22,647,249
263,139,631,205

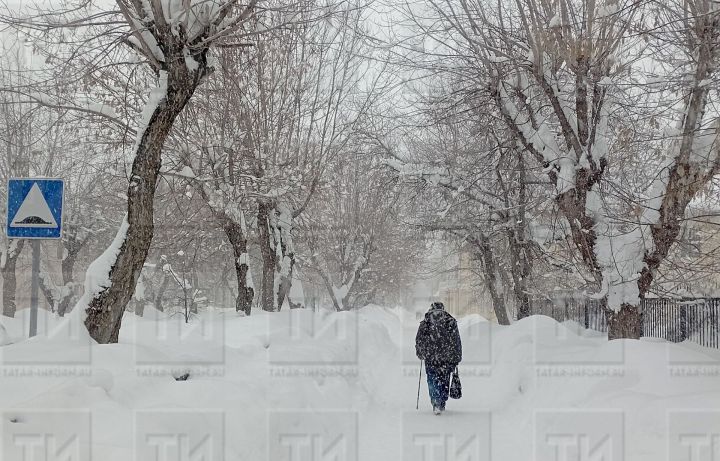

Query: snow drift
0,305,718,460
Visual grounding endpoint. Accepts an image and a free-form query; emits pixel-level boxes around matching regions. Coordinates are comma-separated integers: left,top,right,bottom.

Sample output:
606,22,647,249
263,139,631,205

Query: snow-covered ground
0,305,719,460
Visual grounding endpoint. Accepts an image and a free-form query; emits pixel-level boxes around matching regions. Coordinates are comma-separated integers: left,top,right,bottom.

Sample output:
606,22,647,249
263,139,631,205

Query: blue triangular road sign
6,179,64,239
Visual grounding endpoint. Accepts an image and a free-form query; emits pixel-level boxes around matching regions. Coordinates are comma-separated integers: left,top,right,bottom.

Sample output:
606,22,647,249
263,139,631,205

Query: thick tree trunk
226,220,254,315
193,167,255,314
257,200,296,311
2,240,25,318
607,32,717,340
257,201,277,311
607,304,642,340
84,64,203,343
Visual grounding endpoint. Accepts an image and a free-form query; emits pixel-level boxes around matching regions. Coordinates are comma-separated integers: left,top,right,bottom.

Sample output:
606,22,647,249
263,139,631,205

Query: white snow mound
0,307,717,460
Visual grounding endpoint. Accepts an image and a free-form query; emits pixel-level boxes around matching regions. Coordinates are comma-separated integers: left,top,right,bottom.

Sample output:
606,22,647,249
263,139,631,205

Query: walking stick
416,360,423,410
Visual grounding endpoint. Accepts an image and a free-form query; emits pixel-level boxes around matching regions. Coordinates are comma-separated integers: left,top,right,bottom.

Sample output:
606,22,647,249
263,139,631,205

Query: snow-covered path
0,305,719,460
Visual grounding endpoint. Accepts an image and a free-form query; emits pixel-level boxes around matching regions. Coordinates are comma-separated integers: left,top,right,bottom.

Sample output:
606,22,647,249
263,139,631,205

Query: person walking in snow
415,301,462,414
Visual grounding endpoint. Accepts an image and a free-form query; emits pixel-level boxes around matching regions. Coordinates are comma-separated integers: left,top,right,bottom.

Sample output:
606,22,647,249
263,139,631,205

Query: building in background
412,242,497,321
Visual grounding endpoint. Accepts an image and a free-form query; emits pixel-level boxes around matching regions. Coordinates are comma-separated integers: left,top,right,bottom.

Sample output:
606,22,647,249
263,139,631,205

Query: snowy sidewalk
0,306,718,460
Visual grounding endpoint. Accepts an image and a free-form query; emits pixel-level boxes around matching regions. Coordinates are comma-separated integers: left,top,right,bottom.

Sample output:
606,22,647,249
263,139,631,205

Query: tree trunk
57,252,78,316
257,200,277,311
475,233,511,326
496,149,533,320
276,204,296,310
38,269,56,312
190,269,199,314
315,264,344,311
193,163,255,315
512,150,532,319
607,29,718,340
154,272,169,313
84,63,203,343
607,304,642,340
510,264,531,320
506,225,531,320
2,240,25,318
135,299,146,317
276,253,296,309
257,200,296,311
220,214,254,314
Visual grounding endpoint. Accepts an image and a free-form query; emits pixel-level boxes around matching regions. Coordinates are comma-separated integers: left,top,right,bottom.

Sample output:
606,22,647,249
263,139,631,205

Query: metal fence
528,297,720,349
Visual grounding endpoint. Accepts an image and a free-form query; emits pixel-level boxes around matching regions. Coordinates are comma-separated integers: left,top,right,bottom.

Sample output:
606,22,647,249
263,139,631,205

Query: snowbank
0,306,718,460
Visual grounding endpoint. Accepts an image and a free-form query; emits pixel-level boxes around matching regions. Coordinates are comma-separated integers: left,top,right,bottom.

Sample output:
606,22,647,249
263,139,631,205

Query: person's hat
431,302,445,310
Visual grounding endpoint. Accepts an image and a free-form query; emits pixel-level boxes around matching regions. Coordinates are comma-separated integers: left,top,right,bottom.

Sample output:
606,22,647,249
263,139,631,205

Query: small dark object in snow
174,373,190,381
9,417,21,423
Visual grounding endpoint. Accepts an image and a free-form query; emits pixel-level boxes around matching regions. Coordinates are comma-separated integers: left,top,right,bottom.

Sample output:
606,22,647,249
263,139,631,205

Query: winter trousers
425,363,454,409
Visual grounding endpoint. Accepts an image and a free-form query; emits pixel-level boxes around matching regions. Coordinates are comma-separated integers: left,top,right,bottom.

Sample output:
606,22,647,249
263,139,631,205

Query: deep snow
0,305,719,460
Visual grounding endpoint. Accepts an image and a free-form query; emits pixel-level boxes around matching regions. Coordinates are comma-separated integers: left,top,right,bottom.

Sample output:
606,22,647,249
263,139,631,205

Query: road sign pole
29,240,40,338
5,178,64,337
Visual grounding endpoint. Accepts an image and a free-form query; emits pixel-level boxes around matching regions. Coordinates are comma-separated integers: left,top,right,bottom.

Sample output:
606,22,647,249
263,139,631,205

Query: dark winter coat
415,307,462,366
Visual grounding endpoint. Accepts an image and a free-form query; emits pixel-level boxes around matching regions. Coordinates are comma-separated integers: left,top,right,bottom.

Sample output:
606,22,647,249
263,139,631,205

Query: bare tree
2,0,271,339
168,2,378,312
302,145,420,311
401,0,720,338
0,37,32,317
375,99,547,324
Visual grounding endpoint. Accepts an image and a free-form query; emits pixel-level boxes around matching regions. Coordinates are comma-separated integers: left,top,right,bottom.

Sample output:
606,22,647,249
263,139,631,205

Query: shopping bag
449,367,462,399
